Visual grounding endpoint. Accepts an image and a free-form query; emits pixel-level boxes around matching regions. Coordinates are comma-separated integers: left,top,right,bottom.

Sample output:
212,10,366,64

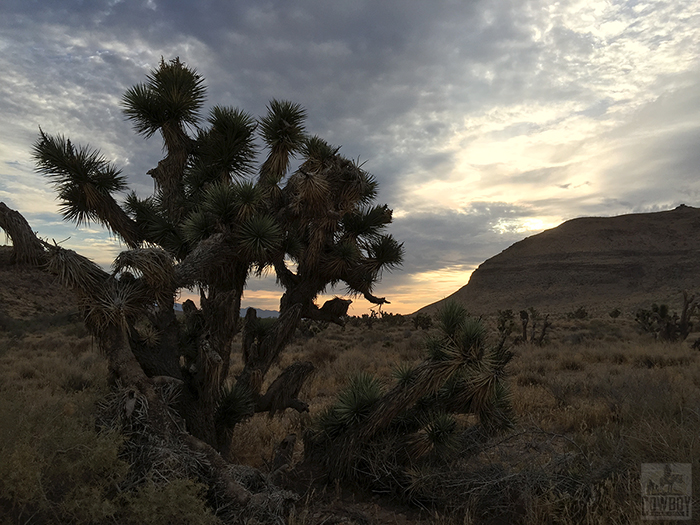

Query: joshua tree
517,307,550,345
2,57,403,476
635,292,698,342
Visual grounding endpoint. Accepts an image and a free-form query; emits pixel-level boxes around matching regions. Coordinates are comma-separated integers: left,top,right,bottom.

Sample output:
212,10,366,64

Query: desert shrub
361,312,377,328
516,373,548,387
62,370,94,392
412,312,433,330
119,479,220,525
559,357,585,371
380,311,406,326
566,306,588,319
0,334,231,525
0,387,127,524
296,318,329,338
306,342,338,365
0,388,224,525
345,315,360,328
632,353,692,369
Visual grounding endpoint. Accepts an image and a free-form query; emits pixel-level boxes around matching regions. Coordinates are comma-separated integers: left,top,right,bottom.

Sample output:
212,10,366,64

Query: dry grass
0,318,224,525
2,305,699,523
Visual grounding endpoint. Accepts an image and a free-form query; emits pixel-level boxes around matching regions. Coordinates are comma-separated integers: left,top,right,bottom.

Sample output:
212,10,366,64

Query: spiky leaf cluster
415,302,513,431
186,107,258,199
259,100,307,184
274,138,404,306
216,381,255,429
33,131,137,245
406,412,459,461
122,57,206,140
317,372,384,438
307,301,515,488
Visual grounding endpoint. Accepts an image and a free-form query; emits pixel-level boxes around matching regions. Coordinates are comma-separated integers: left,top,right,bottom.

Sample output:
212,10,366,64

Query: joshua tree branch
256,361,314,415
363,291,389,305
272,256,298,289
99,196,142,248
301,297,352,325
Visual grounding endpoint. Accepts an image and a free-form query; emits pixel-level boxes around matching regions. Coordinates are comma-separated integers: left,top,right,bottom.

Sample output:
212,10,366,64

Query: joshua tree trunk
0,202,46,265
237,305,310,408
678,291,698,341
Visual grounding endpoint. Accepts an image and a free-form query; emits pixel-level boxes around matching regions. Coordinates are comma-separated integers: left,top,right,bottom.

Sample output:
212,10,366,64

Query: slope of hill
417,205,700,316
0,246,80,320
0,247,280,321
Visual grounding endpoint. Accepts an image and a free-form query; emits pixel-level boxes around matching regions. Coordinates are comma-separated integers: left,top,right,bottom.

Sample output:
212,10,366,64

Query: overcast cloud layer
1,0,699,313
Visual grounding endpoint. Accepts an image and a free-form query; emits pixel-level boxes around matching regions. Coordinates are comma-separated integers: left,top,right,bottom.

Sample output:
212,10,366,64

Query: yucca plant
1,56,403,499
317,372,385,439
305,300,514,493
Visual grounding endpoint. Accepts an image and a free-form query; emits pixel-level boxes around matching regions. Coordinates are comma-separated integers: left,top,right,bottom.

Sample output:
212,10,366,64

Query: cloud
2,0,700,313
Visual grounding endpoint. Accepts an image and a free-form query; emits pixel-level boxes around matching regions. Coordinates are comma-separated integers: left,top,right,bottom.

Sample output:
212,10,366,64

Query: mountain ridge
416,205,700,317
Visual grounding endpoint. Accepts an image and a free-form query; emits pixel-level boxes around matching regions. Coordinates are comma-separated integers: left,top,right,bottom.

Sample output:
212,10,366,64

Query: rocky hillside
417,205,700,317
0,246,80,320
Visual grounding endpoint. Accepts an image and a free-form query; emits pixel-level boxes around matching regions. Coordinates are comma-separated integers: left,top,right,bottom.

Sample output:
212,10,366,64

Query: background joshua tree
635,291,698,342
2,57,403,470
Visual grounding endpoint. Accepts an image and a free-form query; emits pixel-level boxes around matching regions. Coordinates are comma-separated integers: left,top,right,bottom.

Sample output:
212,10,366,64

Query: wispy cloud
1,0,699,313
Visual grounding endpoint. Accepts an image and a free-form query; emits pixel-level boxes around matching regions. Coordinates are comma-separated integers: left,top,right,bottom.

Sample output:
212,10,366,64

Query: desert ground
1,264,699,524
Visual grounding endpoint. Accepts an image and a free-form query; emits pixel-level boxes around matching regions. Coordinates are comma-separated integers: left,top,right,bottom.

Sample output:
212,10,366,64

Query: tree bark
0,202,46,265
237,305,308,410
256,361,315,415
148,122,192,224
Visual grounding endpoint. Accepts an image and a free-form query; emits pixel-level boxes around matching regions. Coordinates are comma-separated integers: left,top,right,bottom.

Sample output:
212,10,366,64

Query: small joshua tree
304,301,514,492
497,309,515,338
412,312,433,330
635,292,698,342
517,307,550,346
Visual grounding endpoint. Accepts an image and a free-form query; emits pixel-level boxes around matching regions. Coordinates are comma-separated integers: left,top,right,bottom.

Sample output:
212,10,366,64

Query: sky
1,0,699,315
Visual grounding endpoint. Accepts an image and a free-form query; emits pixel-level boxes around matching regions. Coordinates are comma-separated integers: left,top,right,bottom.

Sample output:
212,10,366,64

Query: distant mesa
417,205,700,316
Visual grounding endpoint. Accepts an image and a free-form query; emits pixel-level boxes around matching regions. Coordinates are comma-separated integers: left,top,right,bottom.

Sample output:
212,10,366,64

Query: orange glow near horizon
175,265,478,316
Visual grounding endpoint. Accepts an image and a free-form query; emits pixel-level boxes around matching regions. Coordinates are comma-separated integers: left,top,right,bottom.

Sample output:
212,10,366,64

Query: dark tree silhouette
1,58,403,465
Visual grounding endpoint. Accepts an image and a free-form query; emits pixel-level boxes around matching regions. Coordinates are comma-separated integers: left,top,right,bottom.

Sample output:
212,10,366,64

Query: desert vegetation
1,273,699,523
1,55,407,510
635,292,698,343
